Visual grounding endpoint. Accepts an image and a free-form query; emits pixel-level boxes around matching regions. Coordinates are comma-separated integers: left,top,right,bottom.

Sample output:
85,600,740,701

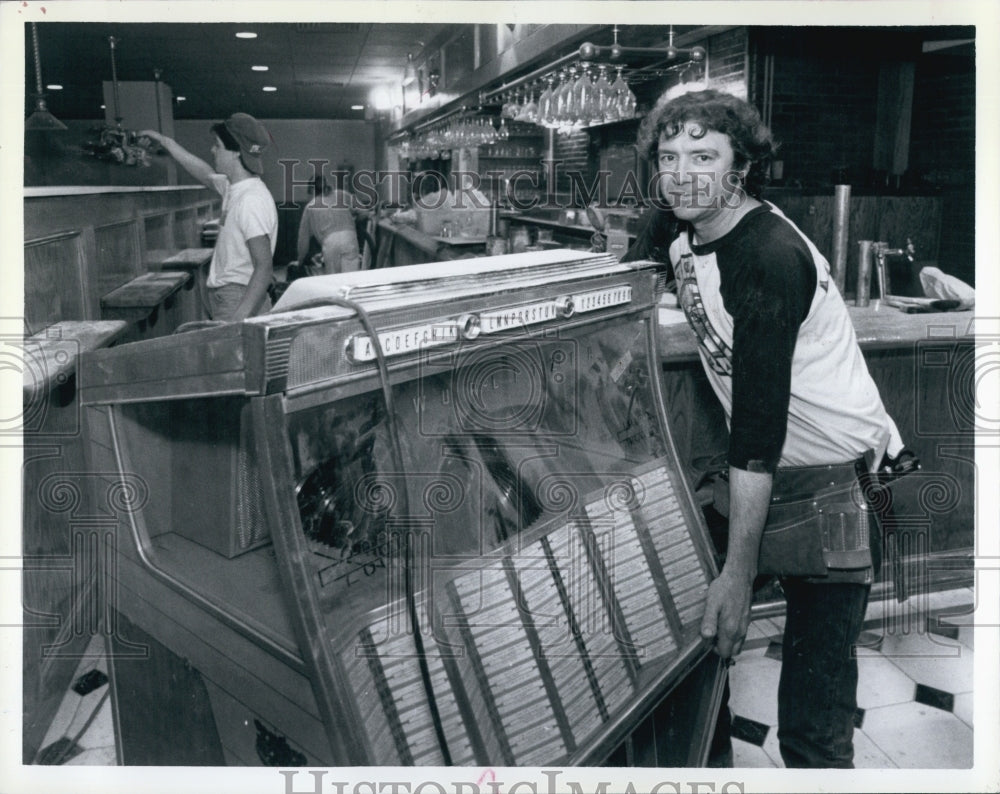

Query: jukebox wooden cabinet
78,250,724,766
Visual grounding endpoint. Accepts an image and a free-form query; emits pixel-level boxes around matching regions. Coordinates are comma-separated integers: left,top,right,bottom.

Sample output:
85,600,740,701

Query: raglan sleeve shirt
714,216,816,473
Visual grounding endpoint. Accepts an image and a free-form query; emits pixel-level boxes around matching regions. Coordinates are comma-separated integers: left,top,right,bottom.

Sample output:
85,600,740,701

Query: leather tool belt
757,459,872,577
713,458,874,578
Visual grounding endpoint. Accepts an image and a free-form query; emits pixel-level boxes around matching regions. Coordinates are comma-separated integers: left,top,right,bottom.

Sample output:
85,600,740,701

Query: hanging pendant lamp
25,22,67,131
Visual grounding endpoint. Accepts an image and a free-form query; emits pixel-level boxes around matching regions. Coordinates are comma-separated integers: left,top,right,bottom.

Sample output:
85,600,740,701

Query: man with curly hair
624,89,905,767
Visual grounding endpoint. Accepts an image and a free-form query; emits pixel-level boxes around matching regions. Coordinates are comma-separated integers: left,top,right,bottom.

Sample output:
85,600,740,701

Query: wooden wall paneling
173,208,199,248
143,211,173,252
93,220,142,304
856,347,972,555
23,232,88,333
875,195,941,262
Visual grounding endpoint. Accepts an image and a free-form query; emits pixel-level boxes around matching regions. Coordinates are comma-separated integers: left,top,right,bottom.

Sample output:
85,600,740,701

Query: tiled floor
32,633,116,765
730,586,976,769
33,587,976,768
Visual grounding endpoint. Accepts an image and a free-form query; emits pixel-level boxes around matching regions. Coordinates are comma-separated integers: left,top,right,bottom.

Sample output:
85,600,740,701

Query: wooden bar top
23,320,129,397
658,302,976,364
101,271,191,310
146,248,214,270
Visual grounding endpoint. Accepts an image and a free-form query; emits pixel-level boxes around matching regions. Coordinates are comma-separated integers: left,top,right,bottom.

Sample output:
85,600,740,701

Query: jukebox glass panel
284,314,716,765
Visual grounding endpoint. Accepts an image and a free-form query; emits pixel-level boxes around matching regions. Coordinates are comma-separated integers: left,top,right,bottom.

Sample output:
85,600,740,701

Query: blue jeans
776,578,870,767
703,497,879,768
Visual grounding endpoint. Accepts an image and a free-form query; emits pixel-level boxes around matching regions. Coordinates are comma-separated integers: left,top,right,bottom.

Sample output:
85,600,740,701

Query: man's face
211,135,237,174
656,123,746,225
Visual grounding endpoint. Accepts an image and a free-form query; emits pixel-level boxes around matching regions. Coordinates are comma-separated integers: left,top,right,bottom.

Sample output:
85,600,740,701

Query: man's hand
700,567,754,659
137,129,165,145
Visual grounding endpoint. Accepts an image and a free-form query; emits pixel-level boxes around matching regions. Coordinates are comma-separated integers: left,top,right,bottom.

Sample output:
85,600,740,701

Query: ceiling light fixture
351,104,364,111
46,84,63,91
235,31,257,39
25,22,67,131
176,96,186,102
262,86,277,92
252,65,269,71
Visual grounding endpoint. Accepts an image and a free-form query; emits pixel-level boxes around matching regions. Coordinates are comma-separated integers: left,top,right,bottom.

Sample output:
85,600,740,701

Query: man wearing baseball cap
140,113,278,321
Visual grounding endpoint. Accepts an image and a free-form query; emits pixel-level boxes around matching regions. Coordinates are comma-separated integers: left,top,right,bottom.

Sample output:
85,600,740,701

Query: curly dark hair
636,89,778,198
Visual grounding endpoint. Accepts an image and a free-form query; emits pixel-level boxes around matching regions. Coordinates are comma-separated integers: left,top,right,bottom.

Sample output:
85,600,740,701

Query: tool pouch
757,462,872,577
711,460,873,578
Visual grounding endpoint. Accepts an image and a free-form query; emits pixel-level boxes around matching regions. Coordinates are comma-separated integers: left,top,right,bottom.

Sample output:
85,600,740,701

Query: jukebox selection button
554,296,575,319
457,313,481,341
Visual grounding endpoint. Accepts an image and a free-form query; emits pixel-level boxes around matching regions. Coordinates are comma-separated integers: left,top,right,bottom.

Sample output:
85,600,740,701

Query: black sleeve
621,208,678,275
720,225,816,474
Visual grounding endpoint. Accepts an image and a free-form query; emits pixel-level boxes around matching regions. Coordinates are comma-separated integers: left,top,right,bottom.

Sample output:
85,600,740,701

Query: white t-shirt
206,174,278,288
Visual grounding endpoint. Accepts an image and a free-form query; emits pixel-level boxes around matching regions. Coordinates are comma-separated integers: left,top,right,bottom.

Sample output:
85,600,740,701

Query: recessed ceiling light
262,86,277,92
100,104,106,109
176,96,186,102
252,65,269,72
351,105,364,111
235,31,257,39
46,84,63,90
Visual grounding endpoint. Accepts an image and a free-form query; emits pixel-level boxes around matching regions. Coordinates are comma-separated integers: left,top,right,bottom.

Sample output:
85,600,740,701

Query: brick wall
705,27,749,97
751,29,974,285
757,31,884,189
552,128,594,199
909,53,976,284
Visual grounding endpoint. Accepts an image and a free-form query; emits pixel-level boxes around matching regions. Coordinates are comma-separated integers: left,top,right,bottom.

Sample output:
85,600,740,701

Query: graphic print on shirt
675,252,733,376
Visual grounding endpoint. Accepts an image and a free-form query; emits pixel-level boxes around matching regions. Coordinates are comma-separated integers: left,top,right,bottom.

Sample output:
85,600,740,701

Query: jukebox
78,250,725,766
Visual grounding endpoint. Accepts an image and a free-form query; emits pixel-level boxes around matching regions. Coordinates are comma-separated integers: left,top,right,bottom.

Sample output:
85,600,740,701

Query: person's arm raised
139,129,216,188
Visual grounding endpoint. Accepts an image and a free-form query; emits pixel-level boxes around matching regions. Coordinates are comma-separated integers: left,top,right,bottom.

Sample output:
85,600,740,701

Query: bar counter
658,302,975,363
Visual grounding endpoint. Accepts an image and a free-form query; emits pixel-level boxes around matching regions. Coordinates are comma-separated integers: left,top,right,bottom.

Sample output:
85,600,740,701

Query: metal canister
830,184,851,295
856,240,873,307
